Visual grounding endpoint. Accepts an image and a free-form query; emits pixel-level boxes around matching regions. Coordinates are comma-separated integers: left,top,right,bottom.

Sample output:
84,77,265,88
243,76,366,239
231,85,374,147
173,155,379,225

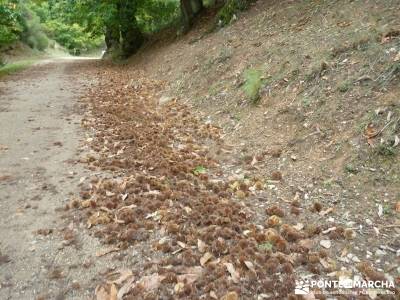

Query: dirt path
0,59,118,300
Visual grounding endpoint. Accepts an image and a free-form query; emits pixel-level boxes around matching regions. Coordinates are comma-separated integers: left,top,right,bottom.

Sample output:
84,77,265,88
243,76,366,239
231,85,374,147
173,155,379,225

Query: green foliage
137,0,180,33
0,59,34,77
375,144,396,157
243,68,263,103
20,7,49,51
193,165,207,175
0,1,23,47
338,80,351,93
217,0,253,26
258,242,273,251
45,20,102,54
344,164,359,174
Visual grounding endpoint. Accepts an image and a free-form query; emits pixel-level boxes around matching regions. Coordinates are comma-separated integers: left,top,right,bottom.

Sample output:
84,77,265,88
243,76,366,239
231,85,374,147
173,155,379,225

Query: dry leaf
197,239,207,253
394,52,400,62
174,282,184,294
224,263,240,283
95,284,117,300
109,270,133,285
393,135,399,147
220,291,239,300
177,266,203,284
200,252,213,267
177,273,200,285
96,247,120,257
117,277,135,300
378,204,383,217
322,226,337,234
319,207,333,216
365,123,377,138
243,261,255,272
396,201,400,212
298,239,314,250
210,291,218,299
293,223,304,231
177,241,186,249
138,273,165,291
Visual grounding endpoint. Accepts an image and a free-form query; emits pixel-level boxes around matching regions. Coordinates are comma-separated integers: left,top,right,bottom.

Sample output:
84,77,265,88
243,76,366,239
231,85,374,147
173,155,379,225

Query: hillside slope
126,0,400,293
57,0,400,299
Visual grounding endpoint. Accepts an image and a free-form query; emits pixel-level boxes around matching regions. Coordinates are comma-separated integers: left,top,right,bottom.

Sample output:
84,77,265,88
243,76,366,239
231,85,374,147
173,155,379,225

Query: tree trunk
191,0,204,14
120,22,143,57
118,0,144,57
104,25,120,53
180,0,203,31
180,0,194,31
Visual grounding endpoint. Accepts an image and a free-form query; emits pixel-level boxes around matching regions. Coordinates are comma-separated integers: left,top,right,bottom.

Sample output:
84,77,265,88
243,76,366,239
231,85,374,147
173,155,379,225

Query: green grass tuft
0,60,34,77
243,68,263,104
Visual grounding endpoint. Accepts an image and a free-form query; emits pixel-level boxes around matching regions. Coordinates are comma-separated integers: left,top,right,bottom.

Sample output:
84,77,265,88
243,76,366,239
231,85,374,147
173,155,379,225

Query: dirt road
0,59,116,300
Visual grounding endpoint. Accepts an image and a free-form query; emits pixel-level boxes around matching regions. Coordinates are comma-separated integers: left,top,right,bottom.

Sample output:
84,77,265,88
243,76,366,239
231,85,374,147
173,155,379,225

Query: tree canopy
0,0,252,57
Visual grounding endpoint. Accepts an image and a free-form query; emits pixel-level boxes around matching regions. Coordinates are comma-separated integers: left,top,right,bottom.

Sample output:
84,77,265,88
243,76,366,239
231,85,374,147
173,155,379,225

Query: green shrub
243,68,263,103
375,144,396,157
0,60,34,77
27,30,48,50
217,0,254,26
0,1,23,47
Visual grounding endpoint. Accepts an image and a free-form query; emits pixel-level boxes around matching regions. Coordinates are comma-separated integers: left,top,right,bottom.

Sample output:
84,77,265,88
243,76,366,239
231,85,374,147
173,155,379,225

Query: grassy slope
0,60,35,77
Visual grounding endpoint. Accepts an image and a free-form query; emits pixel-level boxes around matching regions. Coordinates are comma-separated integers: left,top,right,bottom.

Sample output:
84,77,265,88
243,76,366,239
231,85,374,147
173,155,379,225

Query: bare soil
0,59,128,300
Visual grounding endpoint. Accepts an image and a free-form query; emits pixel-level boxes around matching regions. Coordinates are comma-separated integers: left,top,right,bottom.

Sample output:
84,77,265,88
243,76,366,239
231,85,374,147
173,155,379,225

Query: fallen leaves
197,239,207,253
0,175,12,182
176,266,203,285
75,63,391,300
96,247,120,257
87,211,112,228
200,252,213,266
137,273,166,291
220,291,239,300
95,284,117,300
224,263,240,283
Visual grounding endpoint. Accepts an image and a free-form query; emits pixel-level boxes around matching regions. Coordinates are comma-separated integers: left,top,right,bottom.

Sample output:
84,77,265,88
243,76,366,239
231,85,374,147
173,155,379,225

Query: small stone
375,249,386,256
365,219,373,226
320,240,331,249
159,96,173,105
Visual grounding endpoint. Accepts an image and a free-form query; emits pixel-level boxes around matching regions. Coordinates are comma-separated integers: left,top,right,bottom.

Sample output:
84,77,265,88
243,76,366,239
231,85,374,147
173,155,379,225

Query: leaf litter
72,63,399,299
